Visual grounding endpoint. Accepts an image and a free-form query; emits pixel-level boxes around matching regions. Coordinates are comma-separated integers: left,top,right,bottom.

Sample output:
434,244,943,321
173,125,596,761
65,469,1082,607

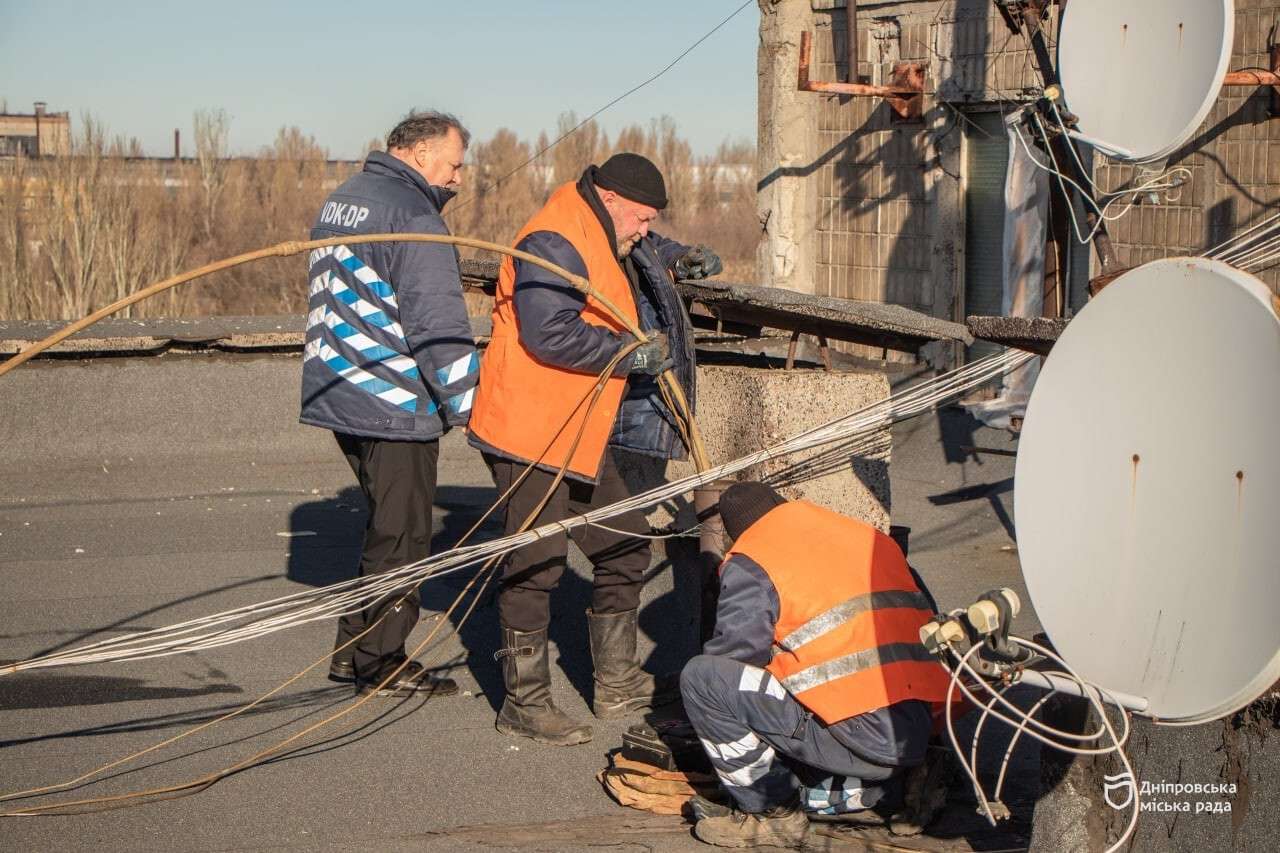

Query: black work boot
495,627,593,746
586,608,679,718
357,660,459,698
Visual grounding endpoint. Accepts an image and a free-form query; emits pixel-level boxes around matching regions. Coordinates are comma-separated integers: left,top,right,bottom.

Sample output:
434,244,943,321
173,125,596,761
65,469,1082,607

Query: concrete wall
758,0,1280,358
621,365,892,532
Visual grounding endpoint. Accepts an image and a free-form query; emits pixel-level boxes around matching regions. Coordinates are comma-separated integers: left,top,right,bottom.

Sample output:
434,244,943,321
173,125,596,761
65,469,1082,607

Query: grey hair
386,110,471,151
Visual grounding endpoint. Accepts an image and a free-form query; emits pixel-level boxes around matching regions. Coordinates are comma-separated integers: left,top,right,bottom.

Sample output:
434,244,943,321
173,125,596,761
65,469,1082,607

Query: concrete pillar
757,0,819,294
618,364,892,532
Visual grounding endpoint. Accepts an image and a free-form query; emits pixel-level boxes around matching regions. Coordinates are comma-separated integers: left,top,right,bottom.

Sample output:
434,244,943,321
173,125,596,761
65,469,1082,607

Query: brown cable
0,233,702,810
0,233,709,471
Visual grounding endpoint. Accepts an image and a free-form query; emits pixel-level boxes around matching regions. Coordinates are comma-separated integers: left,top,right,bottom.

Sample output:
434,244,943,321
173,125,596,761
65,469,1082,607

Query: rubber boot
494,627,593,746
587,608,679,718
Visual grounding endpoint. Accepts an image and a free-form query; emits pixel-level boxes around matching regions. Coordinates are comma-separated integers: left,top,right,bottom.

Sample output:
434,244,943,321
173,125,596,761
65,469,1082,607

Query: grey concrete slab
0,317,493,357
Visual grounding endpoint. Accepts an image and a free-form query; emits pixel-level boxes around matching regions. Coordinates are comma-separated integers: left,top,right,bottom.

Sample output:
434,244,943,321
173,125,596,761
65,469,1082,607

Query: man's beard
616,237,638,258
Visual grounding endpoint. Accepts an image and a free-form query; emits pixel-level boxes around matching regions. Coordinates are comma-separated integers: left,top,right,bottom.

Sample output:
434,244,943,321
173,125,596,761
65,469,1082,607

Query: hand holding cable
628,331,673,376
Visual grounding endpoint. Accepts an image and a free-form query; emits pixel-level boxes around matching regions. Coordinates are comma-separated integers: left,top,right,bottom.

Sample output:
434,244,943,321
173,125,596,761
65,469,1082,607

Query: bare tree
452,128,541,249
194,108,230,240
0,116,757,321
0,153,31,318
549,112,607,188
39,115,112,319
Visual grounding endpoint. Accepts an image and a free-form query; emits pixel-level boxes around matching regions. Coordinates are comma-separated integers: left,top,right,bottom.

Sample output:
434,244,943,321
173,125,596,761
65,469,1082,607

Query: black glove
673,245,724,280
629,332,672,376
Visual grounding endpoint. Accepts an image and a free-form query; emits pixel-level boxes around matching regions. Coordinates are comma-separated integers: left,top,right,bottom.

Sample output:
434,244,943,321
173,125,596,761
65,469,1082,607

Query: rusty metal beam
1223,70,1280,86
797,30,926,120
1221,43,1280,116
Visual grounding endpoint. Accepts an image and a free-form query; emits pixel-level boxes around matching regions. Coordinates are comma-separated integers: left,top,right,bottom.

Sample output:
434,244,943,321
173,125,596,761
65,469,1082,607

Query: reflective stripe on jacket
300,152,478,441
726,500,951,724
468,181,639,481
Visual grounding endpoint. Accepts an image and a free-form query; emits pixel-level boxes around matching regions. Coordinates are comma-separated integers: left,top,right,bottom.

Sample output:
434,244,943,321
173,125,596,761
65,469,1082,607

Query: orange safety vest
469,182,638,481
726,501,951,724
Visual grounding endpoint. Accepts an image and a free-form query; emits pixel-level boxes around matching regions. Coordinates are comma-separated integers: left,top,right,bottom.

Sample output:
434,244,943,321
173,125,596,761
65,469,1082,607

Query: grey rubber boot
587,608,679,718
494,627,593,746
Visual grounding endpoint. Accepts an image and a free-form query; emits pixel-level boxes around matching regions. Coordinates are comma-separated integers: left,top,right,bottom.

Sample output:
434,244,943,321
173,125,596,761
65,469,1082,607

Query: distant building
0,102,71,157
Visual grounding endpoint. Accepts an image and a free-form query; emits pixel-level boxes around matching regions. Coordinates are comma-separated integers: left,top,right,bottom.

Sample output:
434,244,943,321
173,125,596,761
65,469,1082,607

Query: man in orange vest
468,153,721,746
681,482,949,848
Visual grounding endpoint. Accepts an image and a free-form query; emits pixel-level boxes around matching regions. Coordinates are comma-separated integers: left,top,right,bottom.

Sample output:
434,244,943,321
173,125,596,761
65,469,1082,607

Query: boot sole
593,688,681,718
357,683,460,699
693,825,808,849
496,720,593,746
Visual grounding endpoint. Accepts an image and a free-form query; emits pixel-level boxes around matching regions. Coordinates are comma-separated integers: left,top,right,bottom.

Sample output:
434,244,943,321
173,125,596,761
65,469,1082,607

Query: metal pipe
1015,670,1150,713
1223,69,1280,86
845,0,859,84
797,31,919,98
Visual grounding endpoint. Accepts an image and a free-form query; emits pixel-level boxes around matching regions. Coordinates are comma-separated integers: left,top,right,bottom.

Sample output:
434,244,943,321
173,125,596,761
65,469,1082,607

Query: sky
0,1,759,160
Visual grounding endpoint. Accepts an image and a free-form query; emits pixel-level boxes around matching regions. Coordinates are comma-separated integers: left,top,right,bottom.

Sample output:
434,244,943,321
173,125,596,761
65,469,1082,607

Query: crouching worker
681,482,950,848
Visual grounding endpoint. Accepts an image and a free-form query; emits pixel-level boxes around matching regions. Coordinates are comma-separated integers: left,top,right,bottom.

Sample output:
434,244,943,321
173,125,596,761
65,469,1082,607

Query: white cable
1204,210,1280,259
1,350,1031,673
1011,111,1191,247
583,521,701,540
939,637,1140,852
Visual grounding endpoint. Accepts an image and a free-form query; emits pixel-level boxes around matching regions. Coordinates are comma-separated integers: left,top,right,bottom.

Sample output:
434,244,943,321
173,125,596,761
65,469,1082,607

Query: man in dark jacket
467,153,722,746
681,482,946,848
301,111,478,697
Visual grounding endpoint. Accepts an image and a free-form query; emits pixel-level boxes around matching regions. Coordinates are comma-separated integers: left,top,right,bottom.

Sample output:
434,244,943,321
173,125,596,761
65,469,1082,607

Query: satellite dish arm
1002,1,1121,278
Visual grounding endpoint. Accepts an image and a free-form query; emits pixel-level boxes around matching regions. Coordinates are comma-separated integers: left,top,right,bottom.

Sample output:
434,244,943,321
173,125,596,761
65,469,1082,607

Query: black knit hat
719,482,787,543
594,152,668,210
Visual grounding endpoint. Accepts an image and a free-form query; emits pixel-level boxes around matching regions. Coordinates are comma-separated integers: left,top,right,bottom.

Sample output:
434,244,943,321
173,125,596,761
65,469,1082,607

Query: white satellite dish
1057,0,1234,162
1015,258,1280,723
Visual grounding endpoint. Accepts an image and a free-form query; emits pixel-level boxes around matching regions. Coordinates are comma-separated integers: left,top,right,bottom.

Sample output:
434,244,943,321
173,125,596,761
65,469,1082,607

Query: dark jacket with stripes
300,152,478,441
707,553,934,768
467,168,697,473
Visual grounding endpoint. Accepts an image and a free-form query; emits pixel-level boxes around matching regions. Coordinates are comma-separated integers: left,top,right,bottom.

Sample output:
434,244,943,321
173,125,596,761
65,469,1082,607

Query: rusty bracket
797,31,927,121
994,0,1054,36
784,330,834,372
1221,43,1280,117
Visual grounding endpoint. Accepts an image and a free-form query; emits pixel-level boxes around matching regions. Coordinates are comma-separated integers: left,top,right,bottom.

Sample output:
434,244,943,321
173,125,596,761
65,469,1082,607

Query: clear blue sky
0,1,758,159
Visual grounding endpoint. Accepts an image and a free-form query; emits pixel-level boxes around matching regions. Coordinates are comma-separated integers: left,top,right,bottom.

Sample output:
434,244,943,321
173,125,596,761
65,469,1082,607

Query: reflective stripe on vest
779,641,939,694
467,182,637,481
778,589,935,651
727,500,951,724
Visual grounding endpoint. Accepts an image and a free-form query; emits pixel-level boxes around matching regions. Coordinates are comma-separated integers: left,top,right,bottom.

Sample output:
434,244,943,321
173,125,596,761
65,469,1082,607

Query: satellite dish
1056,0,1234,162
1015,258,1280,723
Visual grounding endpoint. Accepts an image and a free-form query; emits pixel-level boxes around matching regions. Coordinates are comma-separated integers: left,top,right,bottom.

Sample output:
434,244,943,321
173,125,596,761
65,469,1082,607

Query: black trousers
485,450,652,633
331,433,438,681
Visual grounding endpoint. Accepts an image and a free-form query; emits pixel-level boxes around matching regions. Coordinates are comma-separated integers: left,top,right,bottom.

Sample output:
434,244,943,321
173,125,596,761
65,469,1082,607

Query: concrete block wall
760,0,1051,362
619,364,893,532
759,0,1280,363
1096,0,1280,295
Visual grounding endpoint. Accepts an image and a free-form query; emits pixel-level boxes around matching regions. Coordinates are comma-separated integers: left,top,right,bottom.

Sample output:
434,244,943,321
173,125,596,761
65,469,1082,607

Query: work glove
629,331,673,377
673,245,724,280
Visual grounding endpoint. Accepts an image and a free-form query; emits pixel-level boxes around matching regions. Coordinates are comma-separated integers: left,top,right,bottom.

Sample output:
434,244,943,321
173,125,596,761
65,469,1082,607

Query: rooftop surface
0,352,1034,851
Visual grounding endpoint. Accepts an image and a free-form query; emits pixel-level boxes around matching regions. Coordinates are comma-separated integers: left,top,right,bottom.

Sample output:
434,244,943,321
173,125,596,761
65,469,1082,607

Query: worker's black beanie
719,482,787,543
595,153,669,210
